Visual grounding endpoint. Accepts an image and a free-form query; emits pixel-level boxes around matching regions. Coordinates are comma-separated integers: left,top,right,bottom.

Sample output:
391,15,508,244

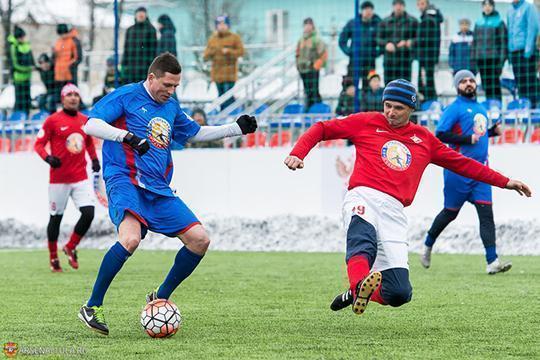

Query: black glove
236,115,258,134
45,155,61,168
92,158,101,173
123,132,150,156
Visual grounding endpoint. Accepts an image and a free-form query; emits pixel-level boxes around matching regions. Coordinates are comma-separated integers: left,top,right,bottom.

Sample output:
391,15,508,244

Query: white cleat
420,245,432,269
486,258,512,275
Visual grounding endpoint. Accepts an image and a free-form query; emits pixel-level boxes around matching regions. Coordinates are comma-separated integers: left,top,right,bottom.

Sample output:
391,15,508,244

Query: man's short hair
148,53,182,78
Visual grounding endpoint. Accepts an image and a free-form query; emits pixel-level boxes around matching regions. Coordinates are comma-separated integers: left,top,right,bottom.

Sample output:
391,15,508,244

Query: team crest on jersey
381,140,412,171
66,133,84,154
473,113,487,135
147,117,171,149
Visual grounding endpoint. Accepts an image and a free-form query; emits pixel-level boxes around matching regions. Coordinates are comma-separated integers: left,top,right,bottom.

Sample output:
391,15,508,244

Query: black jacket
377,11,418,63
157,18,177,56
122,19,157,83
416,4,443,63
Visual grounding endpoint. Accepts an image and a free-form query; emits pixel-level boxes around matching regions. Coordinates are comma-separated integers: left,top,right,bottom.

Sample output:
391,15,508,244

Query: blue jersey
436,96,489,163
89,82,200,197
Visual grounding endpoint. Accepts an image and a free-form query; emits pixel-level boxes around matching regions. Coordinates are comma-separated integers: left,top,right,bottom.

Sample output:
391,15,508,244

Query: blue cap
382,79,417,109
215,15,230,28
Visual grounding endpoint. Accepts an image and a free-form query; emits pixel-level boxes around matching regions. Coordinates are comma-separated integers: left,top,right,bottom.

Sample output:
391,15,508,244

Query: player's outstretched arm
188,115,257,143
506,179,532,197
84,118,149,156
284,155,304,171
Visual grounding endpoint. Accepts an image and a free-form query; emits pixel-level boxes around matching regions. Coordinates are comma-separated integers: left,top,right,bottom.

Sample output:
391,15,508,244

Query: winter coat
416,4,443,64
203,30,244,83
295,30,328,74
335,92,355,116
53,31,79,82
507,0,539,58
472,11,507,64
377,12,418,63
449,31,475,73
338,14,381,65
157,20,177,56
360,88,384,112
8,35,34,83
122,19,157,83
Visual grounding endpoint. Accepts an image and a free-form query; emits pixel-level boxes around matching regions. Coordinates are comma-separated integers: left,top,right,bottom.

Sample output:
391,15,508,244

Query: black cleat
145,287,159,303
330,289,353,311
352,271,382,315
50,258,63,272
79,304,109,335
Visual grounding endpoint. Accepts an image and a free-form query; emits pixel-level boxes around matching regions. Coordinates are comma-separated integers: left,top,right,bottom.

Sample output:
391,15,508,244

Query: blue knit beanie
215,15,231,28
382,79,417,109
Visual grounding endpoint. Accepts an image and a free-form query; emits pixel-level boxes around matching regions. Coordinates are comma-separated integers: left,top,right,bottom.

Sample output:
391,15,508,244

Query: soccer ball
140,299,182,338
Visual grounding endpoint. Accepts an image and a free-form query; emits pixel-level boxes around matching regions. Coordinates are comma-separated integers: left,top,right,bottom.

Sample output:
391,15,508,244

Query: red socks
346,254,385,304
48,241,58,260
66,232,83,250
347,255,370,296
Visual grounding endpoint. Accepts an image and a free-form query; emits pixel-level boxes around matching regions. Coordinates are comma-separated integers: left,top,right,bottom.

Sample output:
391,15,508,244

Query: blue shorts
106,180,200,239
443,170,492,210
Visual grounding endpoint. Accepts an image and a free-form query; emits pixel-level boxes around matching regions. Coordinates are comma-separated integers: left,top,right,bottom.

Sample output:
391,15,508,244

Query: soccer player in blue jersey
420,69,512,274
78,53,257,335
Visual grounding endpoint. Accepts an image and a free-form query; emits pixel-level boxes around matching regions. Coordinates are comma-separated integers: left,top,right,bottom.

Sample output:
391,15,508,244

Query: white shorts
342,186,409,271
49,179,95,215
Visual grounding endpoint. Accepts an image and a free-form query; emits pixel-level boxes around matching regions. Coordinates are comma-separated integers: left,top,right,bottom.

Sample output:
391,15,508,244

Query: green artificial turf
1,250,538,359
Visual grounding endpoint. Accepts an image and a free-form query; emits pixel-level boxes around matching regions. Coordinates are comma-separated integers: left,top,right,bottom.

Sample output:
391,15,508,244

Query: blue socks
424,233,436,247
87,242,131,307
157,246,203,299
485,246,498,264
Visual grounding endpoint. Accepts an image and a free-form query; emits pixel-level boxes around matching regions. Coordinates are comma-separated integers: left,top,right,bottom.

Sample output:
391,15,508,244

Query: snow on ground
2,215,539,256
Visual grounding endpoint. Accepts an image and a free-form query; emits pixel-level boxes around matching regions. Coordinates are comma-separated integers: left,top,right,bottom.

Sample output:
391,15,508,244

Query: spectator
53,24,80,103
416,0,443,102
92,57,118,106
36,53,56,113
377,0,418,82
508,0,539,106
185,108,223,148
471,0,507,102
360,70,384,112
8,25,34,114
449,19,475,74
157,14,177,56
121,7,157,84
69,27,83,85
336,77,356,116
295,17,328,110
338,1,381,91
203,15,245,111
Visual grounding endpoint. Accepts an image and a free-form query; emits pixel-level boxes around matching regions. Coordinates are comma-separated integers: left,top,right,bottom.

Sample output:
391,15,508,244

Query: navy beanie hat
382,79,417,109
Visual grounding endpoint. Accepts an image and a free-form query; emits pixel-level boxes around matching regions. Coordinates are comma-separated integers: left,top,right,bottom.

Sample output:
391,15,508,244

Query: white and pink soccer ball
140,299,182,338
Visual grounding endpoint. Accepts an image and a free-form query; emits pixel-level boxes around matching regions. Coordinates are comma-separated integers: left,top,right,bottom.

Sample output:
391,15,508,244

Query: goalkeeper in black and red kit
34,83,101,272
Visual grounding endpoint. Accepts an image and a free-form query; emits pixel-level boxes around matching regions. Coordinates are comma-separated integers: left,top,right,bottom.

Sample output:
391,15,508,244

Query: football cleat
63,246,79,270
420,245,432,269
50,258,63,272
486,258,512,275
352,271,382,315
330,289,353,311
79,304,109,335
145,287,160,304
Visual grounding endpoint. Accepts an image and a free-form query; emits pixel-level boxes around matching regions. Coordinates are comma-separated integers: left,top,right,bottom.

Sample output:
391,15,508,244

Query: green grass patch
1,250,538,359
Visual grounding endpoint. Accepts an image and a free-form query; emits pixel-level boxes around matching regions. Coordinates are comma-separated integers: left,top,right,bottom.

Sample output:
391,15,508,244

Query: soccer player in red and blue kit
420,70,511,274
34,83,100,272
284,79,531,316
79,53,257,335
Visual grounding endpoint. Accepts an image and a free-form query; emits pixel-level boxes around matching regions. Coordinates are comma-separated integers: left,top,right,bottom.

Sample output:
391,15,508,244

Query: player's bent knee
382,286,413,307
190,234,210,254
119,235,141,254
442,208,459,221
180,226,210,255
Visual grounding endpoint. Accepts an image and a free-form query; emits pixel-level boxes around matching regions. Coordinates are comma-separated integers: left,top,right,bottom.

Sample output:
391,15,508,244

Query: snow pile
1,215,539,255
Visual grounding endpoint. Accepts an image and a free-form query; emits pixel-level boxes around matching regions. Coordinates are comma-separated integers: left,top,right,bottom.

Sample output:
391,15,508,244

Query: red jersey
290,112,509,207
34,110,98,184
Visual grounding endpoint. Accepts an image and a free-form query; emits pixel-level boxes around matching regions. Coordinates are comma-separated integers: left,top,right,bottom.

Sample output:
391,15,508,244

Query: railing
2,109,539,153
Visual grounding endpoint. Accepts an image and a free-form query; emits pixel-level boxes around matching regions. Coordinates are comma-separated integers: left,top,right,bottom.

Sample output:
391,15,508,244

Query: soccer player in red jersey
34,83,101,272
284,79,532,315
